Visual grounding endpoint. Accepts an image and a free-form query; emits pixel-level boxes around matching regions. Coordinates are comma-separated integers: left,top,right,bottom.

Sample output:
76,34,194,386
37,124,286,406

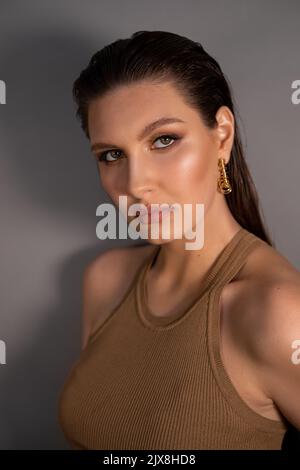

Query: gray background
0,0,299,449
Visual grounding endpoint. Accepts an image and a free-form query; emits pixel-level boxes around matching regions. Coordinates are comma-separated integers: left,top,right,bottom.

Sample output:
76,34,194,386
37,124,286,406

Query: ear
213,106,235,164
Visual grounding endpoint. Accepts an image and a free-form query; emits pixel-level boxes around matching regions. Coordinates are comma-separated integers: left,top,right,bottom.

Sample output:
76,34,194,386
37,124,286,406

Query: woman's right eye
97,150,122,164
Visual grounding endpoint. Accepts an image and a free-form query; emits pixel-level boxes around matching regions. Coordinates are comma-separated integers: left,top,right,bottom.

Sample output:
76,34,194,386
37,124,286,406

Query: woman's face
88,80,234,244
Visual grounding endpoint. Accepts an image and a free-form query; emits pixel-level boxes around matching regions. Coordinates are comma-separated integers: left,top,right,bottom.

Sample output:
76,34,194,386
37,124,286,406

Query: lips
136,203,175,224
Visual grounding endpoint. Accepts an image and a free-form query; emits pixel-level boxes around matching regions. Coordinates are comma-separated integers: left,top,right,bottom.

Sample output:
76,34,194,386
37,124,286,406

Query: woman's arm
251,280,300,430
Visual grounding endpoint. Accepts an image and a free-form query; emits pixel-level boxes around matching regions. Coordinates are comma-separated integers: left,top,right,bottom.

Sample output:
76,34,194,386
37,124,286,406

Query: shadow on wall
1,31,101,219
0,29,131,449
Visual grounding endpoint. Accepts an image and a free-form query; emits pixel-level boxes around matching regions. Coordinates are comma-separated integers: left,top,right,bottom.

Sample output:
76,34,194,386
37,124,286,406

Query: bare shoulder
227,239,300,345
81,244,156,349
236,237,300,284
226,239,300,427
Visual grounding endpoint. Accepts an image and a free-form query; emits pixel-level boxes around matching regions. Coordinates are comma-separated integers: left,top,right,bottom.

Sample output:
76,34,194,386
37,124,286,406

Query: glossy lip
136,203,175,224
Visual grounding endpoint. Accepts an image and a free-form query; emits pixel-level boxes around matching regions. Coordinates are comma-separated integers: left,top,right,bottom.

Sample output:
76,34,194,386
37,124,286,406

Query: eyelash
96,133,181,164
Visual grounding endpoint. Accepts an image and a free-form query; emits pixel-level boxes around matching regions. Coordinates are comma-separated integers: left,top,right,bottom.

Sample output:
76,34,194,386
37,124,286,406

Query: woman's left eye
152,134,180,149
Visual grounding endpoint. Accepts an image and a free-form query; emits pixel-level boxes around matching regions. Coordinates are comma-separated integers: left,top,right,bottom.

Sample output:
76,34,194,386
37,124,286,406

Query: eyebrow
90,116,186,152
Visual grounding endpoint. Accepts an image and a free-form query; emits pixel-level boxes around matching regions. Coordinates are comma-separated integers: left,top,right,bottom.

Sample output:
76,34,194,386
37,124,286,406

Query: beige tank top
58,227,288,449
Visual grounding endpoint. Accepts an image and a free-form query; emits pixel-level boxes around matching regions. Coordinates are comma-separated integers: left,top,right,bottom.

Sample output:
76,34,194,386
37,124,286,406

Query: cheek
98,167,123,195
168,141,217,203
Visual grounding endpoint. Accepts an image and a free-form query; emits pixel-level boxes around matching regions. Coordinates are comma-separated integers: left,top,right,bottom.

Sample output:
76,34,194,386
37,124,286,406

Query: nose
126,155,155,200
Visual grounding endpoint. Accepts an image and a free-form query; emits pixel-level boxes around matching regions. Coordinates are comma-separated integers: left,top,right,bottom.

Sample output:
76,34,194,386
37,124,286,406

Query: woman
58,30,300,450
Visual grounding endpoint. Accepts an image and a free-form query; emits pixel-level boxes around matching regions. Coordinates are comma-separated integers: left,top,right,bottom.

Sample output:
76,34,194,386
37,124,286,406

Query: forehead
88,80,201,141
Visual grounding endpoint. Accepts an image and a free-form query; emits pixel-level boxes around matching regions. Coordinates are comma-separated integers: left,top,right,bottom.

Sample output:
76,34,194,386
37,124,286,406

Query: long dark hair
72,30,274,246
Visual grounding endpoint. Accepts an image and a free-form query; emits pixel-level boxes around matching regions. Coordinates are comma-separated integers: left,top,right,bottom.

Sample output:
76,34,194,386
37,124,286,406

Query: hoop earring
217,157,232,194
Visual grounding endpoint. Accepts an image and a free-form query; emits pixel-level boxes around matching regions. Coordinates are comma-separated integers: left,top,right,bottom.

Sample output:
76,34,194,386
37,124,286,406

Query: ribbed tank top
58,228,288,450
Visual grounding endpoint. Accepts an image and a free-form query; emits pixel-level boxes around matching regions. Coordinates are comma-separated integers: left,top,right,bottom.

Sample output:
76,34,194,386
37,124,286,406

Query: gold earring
217,157,232,194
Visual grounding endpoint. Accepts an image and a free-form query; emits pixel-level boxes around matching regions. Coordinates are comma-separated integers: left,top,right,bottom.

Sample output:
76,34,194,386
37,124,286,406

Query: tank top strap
205,228,264,291
206,231,288,433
